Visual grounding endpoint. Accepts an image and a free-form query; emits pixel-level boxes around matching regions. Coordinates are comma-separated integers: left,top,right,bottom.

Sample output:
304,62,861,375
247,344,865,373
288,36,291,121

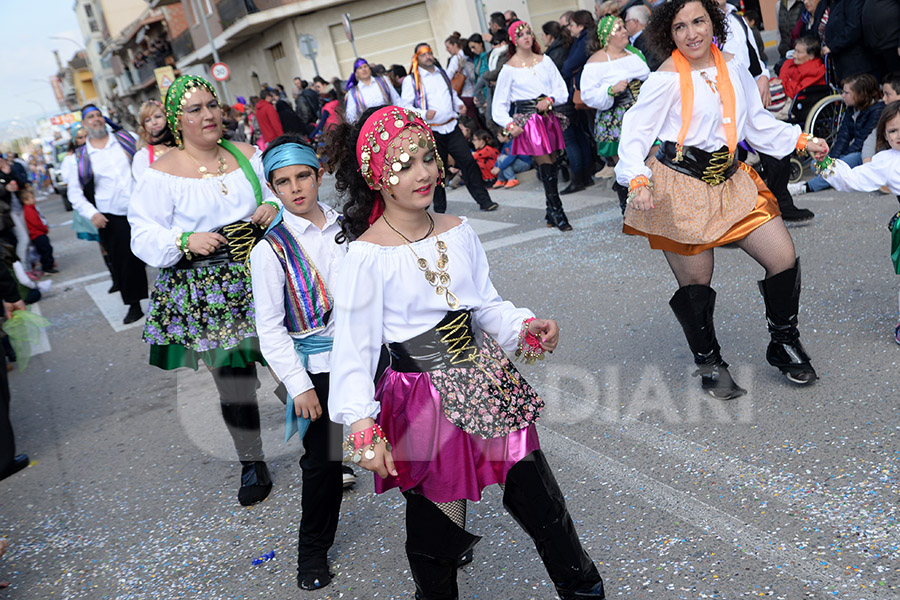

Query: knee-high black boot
212,364,272,506
404,492,481,600
758,258,817,384
503,451,605,599
669,285,747,400
539,162,572,231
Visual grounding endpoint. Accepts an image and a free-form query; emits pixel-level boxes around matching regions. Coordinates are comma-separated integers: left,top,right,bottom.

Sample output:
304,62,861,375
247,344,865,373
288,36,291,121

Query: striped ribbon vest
263,223,333,336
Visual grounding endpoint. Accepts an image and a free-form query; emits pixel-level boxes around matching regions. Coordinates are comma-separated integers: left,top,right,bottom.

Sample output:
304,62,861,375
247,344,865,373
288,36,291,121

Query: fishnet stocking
734,217,796,278
664,249,715,287
434,499,467,529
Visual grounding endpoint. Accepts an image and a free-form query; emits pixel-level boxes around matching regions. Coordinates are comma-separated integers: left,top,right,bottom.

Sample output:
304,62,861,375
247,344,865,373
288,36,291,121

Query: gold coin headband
597,15,621,48
165,75,220,147
356,105,444,190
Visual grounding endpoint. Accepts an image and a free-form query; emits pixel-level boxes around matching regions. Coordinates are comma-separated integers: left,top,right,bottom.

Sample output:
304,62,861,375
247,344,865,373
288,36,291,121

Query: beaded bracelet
343,424,392,463
607,86,617,97
812,156,835,176
263,200,279,212
625,176,654,205
515,317,546,364
178,231,194,260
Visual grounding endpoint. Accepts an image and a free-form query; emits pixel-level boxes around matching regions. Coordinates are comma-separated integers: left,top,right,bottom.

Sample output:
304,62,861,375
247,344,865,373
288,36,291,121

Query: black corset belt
656,141,738,186
389,310,476,373
174,220,267,269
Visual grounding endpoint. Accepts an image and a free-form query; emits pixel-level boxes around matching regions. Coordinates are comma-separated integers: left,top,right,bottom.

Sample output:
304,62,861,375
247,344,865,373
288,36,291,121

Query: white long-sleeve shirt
345,76,402,125
824,148,900,195
249,205,346,398
491,56,569,129
615,59,802,185
399,66,464,134
723,4,770,80
328,218,534,427
64,132,137,220
128,149,278,268
580,52,650,111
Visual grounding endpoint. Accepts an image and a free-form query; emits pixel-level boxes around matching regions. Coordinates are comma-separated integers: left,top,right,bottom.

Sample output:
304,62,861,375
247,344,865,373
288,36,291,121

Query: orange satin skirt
623,158,781,256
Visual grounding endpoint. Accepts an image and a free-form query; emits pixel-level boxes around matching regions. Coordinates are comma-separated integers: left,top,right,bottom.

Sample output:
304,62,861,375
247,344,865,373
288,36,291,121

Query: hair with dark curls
645,0,727,60
260,134,317,184
324,106,383,243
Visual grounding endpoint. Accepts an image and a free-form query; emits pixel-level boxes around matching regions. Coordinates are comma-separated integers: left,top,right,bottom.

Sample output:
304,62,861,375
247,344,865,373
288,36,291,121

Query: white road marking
56,271,111,288
482,209,619,252
84,281,149,333
538,425,884,599
465,217,515,236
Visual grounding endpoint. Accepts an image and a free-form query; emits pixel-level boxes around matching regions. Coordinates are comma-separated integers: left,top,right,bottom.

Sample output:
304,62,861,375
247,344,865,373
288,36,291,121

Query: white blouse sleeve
128,171,183,268
544,58,569,106
615,73,678,185
466,227,534,350
492,66,515,129
580,62,615,111
345,92,361,127
824,151,894,193
249,240,315,399
386,77,401,105
737,67,801,158
63,155,99,222
131,148,150,183
250,150,279,204
329,245,385,427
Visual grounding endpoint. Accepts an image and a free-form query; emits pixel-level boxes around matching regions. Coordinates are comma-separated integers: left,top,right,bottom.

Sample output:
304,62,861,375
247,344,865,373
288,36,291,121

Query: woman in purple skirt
492,20,572,230
325,105,605,600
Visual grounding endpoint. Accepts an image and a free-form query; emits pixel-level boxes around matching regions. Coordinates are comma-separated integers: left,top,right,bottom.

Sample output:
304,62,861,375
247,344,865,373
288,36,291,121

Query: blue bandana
262,143,320,181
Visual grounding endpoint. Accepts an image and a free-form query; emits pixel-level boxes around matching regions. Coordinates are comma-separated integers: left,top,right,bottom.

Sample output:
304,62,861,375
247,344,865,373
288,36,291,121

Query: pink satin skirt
374,367,541,503
510,113,565,156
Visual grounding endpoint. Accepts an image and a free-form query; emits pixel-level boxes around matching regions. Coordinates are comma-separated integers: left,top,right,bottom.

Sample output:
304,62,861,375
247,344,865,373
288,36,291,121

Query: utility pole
191,0,231,103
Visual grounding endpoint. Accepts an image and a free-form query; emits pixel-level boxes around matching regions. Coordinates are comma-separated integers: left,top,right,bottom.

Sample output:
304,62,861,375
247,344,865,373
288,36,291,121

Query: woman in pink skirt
492,20,573,230
325,105,605,599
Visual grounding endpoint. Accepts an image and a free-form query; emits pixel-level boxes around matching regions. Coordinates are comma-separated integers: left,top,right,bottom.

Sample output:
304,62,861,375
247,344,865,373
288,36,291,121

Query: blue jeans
561,107,595,174
500,158,531,181
807,152,861,191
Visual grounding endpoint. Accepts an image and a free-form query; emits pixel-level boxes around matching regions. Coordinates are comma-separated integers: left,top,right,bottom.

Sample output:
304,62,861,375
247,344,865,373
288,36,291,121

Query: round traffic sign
211,62,230,81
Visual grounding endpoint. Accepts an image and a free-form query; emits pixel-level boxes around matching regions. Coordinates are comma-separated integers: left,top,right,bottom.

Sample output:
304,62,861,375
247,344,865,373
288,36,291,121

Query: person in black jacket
861,0,900,78
823,0,877,82
559,9,597,194
0,261,27,482
791,73,885,194
541,21,571,72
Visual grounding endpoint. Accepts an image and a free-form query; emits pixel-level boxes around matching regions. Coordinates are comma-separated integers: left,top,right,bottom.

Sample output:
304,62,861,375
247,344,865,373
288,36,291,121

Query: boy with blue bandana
249,135,352,590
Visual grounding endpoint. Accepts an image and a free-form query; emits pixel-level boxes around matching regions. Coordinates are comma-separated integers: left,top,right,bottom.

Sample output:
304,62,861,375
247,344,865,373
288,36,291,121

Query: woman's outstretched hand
527,318,559,352
629,186,655,211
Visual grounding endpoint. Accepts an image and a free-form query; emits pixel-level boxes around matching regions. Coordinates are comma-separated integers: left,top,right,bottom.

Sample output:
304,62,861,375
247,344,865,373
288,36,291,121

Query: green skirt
149,337,267,371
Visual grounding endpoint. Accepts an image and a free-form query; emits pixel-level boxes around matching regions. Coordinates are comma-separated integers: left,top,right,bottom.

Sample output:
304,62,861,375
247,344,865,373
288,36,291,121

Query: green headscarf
596,14,647,63
164,75,219,147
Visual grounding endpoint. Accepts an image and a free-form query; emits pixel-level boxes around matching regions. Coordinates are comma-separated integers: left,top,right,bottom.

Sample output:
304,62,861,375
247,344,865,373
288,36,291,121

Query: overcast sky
0,0,83,124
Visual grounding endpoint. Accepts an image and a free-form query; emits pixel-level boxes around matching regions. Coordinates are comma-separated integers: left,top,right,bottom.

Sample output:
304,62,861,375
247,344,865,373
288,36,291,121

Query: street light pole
190,0,231,104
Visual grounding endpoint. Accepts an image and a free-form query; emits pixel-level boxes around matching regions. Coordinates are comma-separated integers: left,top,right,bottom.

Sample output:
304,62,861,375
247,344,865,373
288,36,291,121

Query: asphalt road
1,170,898,600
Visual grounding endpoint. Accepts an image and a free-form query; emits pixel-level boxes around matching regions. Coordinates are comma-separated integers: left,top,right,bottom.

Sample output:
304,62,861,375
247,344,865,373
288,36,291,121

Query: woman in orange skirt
615,0,829,398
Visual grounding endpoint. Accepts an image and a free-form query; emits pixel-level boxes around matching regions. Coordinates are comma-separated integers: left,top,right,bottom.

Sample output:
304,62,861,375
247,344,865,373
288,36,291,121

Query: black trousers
432,126,493,213
757,153,791,207
97,213,148,306
210,363,265,464
297,372,344,573
0,350,15,474
32,234,54,271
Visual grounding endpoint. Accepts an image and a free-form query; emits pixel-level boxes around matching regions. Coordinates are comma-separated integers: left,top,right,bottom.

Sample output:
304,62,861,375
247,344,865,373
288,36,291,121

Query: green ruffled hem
149,337,267,371
597,141,619,157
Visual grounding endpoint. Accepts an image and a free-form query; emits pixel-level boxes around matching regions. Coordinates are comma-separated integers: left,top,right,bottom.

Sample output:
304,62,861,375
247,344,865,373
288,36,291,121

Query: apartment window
84,3,93,18
89,20,99,33
269,43,285,61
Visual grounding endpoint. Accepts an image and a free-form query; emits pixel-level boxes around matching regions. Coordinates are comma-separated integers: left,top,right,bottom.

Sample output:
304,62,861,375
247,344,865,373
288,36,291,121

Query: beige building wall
98,0,147,38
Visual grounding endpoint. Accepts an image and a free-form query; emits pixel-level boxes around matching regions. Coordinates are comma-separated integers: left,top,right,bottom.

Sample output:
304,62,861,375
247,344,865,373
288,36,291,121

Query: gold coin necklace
383,213,460,310
183,147,229,195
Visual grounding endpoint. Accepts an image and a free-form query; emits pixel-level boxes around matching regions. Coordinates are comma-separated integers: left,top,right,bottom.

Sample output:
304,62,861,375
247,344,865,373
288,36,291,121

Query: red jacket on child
779,58,827,99
473,145,500,182
24,204,48,240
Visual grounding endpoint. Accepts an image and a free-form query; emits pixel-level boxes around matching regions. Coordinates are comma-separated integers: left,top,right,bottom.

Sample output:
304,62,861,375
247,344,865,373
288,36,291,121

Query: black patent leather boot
539,162,572,231
758,258,817,384
669,285,747,400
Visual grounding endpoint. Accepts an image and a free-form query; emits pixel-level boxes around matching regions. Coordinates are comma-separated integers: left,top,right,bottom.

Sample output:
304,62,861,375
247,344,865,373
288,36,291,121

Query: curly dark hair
260,134,317,184
645,0,727,60
324,106,383,243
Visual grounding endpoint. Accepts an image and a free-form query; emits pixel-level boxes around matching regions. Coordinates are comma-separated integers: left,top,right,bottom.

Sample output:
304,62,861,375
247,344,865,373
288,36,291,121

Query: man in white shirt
65,104,148,323
401,43,498,213
718,0,815,221
345,58,402,125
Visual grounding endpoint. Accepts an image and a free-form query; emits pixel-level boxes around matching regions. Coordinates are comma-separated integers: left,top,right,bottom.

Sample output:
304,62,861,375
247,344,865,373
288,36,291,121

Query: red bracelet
344,424,391,462
516,317,547,364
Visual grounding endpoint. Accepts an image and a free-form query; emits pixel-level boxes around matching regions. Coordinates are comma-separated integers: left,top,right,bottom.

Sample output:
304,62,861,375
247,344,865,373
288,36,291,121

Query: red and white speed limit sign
211,62,230,81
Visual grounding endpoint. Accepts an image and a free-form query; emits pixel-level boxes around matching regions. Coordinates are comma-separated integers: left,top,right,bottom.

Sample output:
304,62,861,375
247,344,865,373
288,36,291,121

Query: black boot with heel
669,285,747,400
539,162,573,231
758,258,817,384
